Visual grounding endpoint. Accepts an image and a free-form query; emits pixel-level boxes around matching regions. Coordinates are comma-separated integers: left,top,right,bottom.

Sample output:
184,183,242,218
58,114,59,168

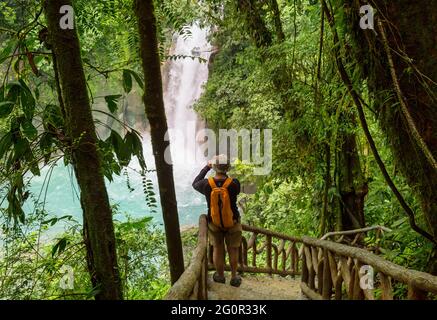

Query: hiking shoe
230,275,242,287
213,272,225,284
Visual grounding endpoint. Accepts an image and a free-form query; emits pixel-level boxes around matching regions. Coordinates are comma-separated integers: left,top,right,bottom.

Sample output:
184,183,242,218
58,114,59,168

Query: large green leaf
125,130,146,170
122,69,144,93
108,130,130,165
122,69,133,93
6,82,21,103
18,79,35,119
21,120,37,139
0,132,13,159
43,104,64,128
39,132,54,163
104,94,122,113
52,237,69,257
13,137,31,160
0,101,15,118
4,80,35,119
125,69,144,89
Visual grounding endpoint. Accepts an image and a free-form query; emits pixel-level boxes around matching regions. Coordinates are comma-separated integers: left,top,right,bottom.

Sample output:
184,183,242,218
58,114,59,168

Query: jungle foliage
0,0,436,299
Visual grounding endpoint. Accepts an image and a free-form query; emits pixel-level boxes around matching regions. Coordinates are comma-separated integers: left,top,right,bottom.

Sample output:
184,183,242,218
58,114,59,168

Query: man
192,155,242,287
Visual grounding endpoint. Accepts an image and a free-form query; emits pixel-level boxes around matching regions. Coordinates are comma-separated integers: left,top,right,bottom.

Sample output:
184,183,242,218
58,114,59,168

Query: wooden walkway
207,273,304,300
165,215,437,300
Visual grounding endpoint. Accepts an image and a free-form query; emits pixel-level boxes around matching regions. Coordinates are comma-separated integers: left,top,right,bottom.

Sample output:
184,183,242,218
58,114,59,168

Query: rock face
207,273,306,300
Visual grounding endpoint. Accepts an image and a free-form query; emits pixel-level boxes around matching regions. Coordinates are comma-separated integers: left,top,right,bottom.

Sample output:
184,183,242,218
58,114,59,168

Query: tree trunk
346,1,437,272
236,0,272,48
134,0,185,284
267,0,285,42
44,0,122,299
336,114,368,232
320,143,332,235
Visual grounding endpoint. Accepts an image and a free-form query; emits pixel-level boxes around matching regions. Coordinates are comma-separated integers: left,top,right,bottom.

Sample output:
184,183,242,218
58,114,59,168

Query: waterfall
25,25,212,227
138,25,212,224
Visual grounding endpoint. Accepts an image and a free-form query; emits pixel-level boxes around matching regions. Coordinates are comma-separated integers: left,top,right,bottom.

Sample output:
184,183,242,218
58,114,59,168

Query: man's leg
225,223,243,286
213,239,225,277
209,224,226,281
228,246,239,278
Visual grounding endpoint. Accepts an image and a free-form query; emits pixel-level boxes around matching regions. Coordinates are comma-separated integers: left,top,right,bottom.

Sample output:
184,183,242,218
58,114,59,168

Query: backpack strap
222,177,233,189
208,177,217,188
208,177,233,189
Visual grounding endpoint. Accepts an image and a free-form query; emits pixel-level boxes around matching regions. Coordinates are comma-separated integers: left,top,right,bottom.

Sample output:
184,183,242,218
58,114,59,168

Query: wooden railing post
266,235,272,273
301,247,309,284
322,249,332,299
304,246,315,290
279,240,286,272
291,242,298,274
167,220,437,301
408,283,428,300
248,233,257,268
379,273,393,300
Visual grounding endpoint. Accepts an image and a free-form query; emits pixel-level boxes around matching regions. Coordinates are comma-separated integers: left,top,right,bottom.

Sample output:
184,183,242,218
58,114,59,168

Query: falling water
24,25,212,227
137,25,212,225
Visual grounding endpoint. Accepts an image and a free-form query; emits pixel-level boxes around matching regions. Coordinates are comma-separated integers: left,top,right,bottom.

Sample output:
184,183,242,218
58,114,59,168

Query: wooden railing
165,214,437,300
165,215,209,300
300,236,437,300
208,224,302,277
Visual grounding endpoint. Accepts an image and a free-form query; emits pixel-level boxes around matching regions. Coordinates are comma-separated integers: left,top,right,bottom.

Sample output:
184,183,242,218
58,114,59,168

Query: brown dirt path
207,272,307,300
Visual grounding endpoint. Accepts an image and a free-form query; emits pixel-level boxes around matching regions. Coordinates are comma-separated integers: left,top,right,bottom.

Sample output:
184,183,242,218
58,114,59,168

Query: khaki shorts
208,222,242,248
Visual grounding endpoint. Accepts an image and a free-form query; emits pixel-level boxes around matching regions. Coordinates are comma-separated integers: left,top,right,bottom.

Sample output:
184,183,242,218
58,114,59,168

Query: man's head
211,154,230,174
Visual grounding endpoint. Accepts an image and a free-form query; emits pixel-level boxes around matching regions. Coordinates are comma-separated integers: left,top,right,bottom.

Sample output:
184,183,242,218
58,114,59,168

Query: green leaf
6,82,21,103
14,137,31,159
104,94,122,113
30,163,40,176
0,39,17,64
0,101,14,118
125,130,145,170
18,79,35,119
43,104,64,128
125,69,144,89
21,120,37,139
39,132,54,163
122,69,133,93
108,130,130,165
7,187,25,224
0,132,13,159
52,238,68,257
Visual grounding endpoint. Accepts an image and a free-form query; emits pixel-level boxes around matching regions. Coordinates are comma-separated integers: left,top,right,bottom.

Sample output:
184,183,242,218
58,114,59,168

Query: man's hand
207,160,213,168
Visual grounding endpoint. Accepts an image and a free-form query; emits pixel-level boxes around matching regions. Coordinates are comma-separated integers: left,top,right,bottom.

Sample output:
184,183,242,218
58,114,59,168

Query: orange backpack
208,177,234,229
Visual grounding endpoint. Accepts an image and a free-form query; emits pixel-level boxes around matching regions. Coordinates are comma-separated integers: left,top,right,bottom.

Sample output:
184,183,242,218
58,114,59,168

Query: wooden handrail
208,223,303,277
165,215,208,300
242,224,302,242
300,236,437,300
165,215,437,300
320,226,392,240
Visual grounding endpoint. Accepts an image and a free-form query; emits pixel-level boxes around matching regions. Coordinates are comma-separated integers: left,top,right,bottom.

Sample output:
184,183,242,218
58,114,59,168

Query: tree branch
377,19,437,171
320,0,436,244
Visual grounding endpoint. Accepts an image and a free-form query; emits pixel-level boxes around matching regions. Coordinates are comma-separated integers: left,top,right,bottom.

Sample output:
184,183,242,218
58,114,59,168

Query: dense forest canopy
0,0,436,300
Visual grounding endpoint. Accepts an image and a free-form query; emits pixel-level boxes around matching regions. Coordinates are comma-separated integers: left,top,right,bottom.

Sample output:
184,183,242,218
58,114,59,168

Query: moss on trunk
346,0,437,272
44,0,122,299
134,0,185,284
